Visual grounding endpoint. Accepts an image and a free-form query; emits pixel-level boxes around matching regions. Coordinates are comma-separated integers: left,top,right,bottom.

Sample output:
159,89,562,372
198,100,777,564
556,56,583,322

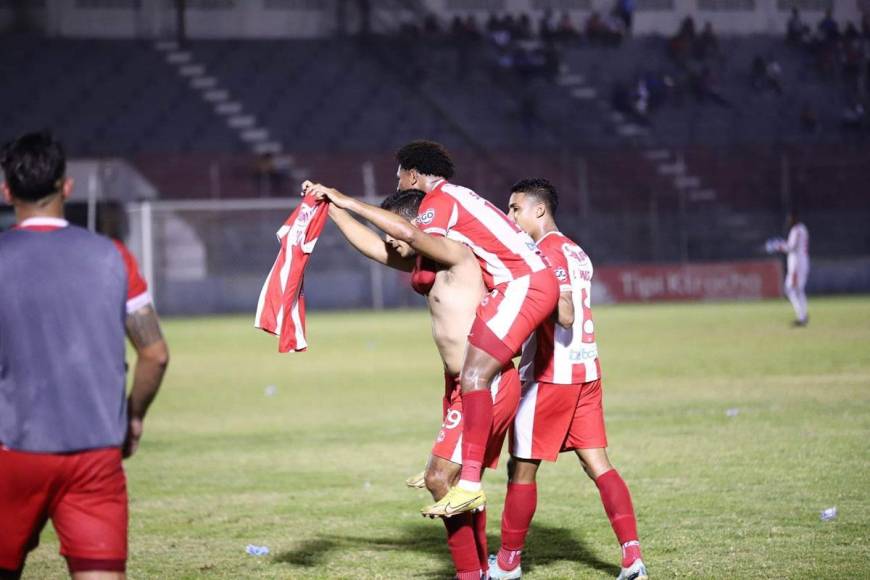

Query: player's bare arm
124,304,169,458
328,204,413,272
305,181,469,267
557,291,574,327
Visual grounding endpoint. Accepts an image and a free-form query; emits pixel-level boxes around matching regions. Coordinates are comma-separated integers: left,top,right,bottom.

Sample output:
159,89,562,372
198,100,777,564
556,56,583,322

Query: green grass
22,297,870,579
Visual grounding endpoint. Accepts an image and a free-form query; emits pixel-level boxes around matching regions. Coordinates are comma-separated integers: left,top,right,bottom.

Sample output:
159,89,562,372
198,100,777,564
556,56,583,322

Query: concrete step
191,76,217,89
674,175,701,189
227,115,256,129
166,52,192,64
203,89,230,102
215,102,243,115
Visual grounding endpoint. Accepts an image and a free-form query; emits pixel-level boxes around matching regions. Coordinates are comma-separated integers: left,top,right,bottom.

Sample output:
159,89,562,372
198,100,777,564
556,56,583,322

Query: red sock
472,508,488,571
459,390,493,483
595,469,641,567
445,513,480,577
497,482,537,571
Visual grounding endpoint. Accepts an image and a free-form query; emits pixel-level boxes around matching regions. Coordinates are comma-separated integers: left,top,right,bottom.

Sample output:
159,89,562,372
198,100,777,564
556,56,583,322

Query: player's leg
0,447,58,580
428,456,480,580
784,267,806,325
424,394,484,580
568,380,646,578
489,457,540,579
53,449,128,580
432,273,558,517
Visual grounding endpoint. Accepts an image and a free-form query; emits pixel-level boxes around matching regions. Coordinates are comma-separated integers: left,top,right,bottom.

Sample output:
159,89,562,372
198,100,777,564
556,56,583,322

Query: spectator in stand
750,55,783,95
694,21,720,61
450,15,464,38
464,14,481,40
423,13,441,37
517,12,532,40
586,11,623,46
538,8,556,42
556,11,579,41
786,8,808,45
669,15,696,66
817,8,839,43
615,0,634,34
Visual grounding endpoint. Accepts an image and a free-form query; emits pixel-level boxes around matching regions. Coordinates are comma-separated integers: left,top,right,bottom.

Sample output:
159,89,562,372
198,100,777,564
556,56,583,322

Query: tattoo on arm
126,306,164,350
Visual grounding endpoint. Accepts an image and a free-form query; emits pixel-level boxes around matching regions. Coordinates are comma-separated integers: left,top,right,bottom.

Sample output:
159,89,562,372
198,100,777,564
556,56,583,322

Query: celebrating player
0,132,169,579
488,178,648,580
393,141,559,517
317,186,520,579
768,211,810,326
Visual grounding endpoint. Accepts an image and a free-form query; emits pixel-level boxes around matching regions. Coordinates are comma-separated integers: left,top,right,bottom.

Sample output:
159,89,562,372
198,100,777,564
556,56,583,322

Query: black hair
1,131,66,202
510,177,559,216
380,189,426,221
395,140,455,179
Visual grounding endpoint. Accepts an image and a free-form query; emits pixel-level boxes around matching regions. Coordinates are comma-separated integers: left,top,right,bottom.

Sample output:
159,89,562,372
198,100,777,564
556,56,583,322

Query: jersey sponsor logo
415,208,436,226
569,344,598,361
563,243,589,265
554,267,568,282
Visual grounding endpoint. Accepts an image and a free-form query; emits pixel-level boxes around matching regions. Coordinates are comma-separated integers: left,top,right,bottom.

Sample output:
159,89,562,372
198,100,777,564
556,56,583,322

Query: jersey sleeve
541,238,572,293
413,192,455,238
111,239,152,313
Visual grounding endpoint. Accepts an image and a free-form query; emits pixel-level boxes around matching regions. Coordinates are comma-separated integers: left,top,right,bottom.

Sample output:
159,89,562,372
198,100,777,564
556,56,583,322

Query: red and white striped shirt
16,217,151,313
519,231,600,385
255,194,328,352
413,180,547,290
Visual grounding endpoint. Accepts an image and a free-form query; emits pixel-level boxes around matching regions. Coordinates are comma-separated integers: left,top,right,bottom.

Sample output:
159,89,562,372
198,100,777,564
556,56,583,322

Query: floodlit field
23,297,870,579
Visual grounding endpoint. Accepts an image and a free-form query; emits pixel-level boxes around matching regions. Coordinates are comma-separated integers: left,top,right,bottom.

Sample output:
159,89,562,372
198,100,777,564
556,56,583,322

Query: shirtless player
317,185,520,580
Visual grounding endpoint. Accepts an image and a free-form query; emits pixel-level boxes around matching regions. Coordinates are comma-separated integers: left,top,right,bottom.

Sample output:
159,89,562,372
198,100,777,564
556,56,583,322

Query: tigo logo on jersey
415,209,436,225
554,267,568,282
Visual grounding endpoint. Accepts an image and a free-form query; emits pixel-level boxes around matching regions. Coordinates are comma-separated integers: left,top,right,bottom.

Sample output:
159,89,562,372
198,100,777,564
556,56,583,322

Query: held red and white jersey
16,217,151,313
413,180,547,290
519,231,601,385
255,194,328,353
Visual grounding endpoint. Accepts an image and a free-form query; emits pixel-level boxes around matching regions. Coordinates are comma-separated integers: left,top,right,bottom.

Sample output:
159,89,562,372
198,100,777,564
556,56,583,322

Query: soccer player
771,211,810,326
0,132,169,580
319,187,520,580
395,141,559,517
488,178,648,580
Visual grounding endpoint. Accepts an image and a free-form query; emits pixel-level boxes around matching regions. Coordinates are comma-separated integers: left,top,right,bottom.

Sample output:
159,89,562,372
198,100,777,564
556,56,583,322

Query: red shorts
432,364,521,469
510,379,608,461
468,269,560,364
0,446,127,573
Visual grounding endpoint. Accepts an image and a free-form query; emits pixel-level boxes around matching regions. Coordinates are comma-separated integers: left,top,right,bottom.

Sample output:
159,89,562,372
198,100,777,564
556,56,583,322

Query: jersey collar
536,230,562,245
17,217,70,230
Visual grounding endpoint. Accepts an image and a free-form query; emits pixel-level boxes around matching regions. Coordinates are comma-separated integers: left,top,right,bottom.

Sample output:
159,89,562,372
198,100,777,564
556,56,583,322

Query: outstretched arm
329,204,413,271
306,182,470,267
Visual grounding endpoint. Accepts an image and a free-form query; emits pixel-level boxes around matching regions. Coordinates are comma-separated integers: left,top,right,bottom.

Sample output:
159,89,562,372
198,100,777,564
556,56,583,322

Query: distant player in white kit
769,211,810,326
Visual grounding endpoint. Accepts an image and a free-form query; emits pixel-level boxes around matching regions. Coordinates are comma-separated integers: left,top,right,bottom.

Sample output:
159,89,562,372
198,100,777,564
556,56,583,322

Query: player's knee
424,468,451,498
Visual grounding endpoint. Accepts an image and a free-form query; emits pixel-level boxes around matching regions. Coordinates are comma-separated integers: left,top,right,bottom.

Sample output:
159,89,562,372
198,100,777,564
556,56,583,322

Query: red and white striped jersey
255,194,329,352
413,180,547,290
519,231,601,385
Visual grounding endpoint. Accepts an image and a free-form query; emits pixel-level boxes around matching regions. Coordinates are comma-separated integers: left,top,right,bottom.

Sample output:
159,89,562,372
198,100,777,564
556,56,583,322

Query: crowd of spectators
785,8,870,131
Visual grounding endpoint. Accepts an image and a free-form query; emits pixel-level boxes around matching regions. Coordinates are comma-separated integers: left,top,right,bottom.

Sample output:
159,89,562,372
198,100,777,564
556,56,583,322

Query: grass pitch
23,297,870,579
